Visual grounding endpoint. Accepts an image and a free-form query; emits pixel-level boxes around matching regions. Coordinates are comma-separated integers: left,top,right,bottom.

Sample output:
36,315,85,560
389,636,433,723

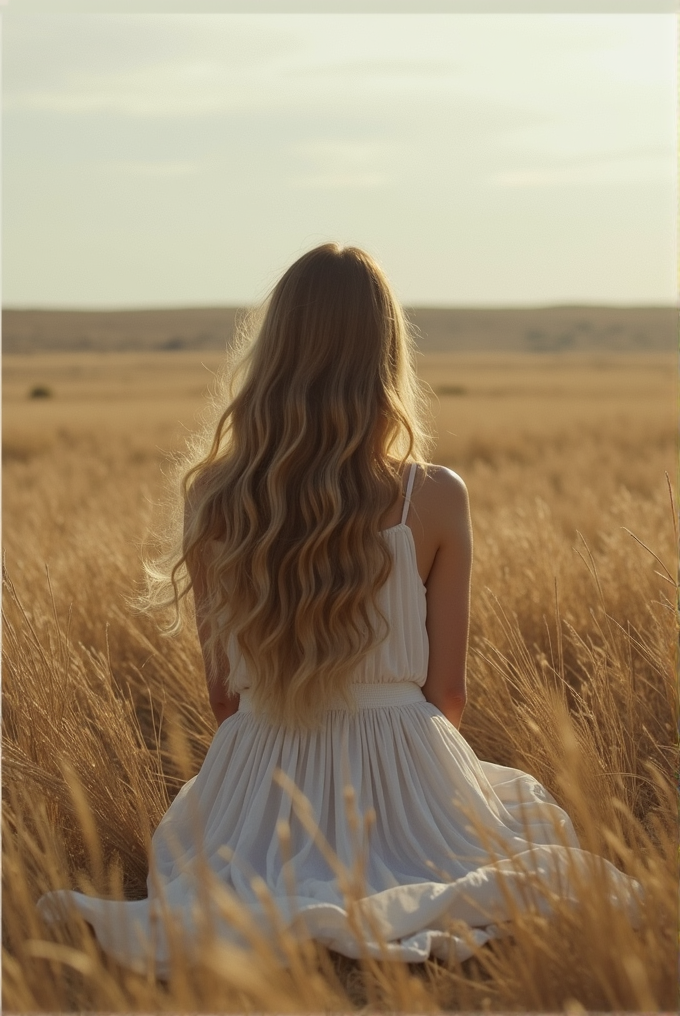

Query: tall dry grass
2,354,677,1012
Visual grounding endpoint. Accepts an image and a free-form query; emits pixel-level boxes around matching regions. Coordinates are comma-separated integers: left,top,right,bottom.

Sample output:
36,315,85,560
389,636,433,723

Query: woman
38,243,642,975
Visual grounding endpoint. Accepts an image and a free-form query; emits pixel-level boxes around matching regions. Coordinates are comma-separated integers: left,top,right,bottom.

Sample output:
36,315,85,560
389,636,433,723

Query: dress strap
400,462,418,526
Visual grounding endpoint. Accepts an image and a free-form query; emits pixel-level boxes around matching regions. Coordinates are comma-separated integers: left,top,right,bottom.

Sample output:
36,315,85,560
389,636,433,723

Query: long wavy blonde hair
146,243,435,729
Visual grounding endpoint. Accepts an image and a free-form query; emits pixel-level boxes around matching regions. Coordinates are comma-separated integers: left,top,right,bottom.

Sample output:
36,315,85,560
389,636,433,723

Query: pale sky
3,12,677,308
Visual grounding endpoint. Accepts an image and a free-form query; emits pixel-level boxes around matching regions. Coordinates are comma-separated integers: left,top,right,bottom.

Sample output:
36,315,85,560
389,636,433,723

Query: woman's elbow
209,687,240,725
423,684,467,729
441,694,466,730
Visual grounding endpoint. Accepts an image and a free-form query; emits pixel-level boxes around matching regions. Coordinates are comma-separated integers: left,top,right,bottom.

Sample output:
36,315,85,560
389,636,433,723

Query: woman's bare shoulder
421,464,468,506
422,463,467,494
415,464,471,542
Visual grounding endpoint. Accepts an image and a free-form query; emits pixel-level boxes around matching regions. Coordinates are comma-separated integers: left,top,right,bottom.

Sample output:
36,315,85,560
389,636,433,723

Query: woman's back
229,462,430,695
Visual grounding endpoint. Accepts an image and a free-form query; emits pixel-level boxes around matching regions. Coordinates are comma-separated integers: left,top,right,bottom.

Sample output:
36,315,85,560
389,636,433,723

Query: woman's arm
421,469,473,730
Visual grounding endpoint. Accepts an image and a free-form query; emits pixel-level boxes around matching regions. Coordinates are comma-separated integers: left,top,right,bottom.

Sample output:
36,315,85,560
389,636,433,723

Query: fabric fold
37,527,643,974
38,690,644,977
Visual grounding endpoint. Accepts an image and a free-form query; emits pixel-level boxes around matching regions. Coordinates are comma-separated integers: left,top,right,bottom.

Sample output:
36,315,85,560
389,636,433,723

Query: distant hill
408,306,677,353
2,305,676,354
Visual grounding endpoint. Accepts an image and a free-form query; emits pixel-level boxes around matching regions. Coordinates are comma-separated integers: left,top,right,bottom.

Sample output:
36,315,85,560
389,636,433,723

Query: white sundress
38,463,643,976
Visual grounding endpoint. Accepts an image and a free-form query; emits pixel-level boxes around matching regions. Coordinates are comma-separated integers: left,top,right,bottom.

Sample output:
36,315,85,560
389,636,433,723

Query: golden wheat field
2,349,678,1012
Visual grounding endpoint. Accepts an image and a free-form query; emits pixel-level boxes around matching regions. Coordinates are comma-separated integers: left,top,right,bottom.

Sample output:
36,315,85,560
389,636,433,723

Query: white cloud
489,147,676,188
291,172,389,190
111,159,206,178
289,140,398,190
3,15,305,116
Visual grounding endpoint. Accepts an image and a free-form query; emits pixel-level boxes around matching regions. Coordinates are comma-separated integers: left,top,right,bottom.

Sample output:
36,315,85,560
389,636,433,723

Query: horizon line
3,301,678,314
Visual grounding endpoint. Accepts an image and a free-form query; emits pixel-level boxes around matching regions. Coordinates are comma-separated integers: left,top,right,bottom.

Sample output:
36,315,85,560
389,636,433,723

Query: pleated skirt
38,681,643,976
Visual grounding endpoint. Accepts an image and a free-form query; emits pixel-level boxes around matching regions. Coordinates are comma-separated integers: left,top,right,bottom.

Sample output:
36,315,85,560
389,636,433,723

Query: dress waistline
238,681,426,713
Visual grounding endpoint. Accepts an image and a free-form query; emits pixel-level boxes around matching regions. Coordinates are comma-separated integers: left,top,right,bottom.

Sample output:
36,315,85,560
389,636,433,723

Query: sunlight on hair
141,243,436,730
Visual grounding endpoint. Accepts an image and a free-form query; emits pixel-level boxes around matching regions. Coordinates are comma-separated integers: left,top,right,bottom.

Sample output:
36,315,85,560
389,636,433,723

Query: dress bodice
227,463,430,692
